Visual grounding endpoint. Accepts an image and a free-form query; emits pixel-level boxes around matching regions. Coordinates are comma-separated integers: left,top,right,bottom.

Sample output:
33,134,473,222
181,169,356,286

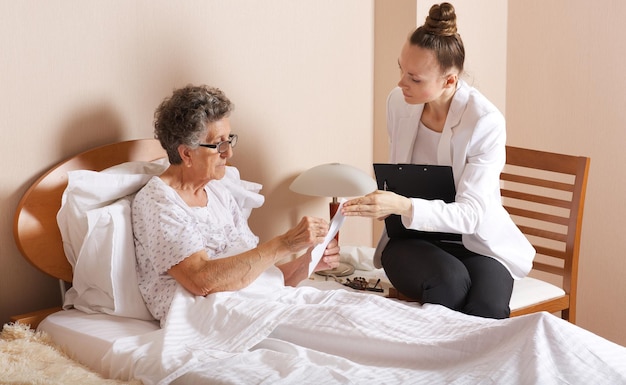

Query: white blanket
100,277,626,385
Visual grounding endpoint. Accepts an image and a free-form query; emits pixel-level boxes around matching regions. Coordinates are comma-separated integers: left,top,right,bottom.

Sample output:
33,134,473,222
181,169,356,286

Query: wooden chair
388,145,590,324
503,145,590,323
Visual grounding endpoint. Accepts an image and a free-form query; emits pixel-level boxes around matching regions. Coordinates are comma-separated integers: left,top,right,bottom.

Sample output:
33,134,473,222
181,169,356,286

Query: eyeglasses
342,277,384,293
198,134,238,154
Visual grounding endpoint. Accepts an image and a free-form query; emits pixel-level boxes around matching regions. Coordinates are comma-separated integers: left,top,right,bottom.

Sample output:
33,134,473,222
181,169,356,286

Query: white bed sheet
40,284,626,385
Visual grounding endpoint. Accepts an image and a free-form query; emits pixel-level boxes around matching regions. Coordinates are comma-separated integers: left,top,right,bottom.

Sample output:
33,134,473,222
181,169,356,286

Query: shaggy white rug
0,322,141,385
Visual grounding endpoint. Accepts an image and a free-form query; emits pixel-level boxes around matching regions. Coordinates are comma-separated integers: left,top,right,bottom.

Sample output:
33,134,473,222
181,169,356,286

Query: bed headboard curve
13,139,166,283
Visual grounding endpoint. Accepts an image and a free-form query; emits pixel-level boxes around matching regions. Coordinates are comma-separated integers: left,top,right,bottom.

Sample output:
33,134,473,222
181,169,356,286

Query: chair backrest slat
533,245,567,260
533,261,565,276
501,189,574,209
515,224,568,243
503,205,569,226
501,173,576,192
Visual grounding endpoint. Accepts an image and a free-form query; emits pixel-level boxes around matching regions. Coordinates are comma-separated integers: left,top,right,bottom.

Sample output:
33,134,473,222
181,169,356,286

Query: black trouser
381,238,513,319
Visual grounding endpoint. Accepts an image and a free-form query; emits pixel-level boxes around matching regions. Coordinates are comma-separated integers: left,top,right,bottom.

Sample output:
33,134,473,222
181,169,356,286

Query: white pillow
59,160,168,320
64,196,154,319
58,159,264,320
58,160,169,269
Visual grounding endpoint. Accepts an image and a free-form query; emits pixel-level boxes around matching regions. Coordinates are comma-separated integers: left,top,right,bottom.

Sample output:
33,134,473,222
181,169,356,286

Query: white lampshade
289,163,377,198
290,162,375,277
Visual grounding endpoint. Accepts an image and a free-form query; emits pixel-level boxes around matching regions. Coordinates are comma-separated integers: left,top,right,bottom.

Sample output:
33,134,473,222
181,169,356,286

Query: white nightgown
132,176,260,323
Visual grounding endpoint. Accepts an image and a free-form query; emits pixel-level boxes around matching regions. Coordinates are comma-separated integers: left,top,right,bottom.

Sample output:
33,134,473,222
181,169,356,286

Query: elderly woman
132,84,340,324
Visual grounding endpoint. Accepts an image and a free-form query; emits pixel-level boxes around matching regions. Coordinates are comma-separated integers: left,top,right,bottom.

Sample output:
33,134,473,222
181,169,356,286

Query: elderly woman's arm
278,238,340,286
168,216,329,296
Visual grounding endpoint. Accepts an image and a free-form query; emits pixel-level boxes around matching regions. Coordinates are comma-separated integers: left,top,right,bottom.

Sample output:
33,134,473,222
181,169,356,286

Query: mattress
38,309,159,377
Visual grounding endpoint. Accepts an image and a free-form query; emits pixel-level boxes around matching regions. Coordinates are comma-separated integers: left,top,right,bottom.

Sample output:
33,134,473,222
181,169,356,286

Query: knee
421,268,471,310
463,300,510,319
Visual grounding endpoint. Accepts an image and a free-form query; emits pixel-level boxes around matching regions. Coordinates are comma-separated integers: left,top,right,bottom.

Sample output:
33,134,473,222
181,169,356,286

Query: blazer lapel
395,104,423,163
437,80,469,166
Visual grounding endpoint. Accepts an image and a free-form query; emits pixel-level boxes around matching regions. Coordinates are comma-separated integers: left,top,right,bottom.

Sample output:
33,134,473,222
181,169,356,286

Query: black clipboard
373,163,461,241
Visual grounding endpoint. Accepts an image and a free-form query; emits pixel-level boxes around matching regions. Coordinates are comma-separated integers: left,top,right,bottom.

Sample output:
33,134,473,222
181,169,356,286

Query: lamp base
330,200,340,241
315,261,355,277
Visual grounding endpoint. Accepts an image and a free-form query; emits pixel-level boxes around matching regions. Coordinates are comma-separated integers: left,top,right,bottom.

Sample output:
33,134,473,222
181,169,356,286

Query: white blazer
373,80,535,279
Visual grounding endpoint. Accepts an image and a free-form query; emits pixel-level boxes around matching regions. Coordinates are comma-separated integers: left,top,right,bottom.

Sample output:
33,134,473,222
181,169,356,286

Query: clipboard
373,163,461,241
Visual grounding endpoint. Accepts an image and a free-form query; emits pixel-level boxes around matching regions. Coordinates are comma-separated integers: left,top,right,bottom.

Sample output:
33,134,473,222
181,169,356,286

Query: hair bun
423,2,457,37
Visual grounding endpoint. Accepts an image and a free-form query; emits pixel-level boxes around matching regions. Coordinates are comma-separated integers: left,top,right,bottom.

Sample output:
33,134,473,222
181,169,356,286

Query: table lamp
289,162,377,276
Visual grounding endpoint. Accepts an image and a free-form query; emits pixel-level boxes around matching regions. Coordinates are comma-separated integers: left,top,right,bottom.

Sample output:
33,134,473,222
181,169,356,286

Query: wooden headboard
13,139,166,283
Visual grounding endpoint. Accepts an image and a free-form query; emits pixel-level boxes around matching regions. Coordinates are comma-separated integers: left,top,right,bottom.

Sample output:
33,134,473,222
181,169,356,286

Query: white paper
309,199,346,276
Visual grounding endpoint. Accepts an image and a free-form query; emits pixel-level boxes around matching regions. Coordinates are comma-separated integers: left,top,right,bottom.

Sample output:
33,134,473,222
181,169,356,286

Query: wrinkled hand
341,190,412,220
313,238,340,272
281,216,329,252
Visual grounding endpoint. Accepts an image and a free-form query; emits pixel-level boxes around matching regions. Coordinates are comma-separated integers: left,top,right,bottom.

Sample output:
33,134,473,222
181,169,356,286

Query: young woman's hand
342,190,412,220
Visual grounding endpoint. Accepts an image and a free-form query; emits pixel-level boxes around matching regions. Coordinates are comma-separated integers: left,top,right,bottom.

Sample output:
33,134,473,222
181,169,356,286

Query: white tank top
411,120,441,164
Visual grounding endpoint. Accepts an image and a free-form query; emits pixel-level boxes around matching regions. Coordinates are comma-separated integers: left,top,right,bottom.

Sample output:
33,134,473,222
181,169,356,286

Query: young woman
342,3,534,319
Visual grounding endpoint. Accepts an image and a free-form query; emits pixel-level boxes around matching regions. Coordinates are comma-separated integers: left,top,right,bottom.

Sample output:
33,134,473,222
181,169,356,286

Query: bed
12,139,626,385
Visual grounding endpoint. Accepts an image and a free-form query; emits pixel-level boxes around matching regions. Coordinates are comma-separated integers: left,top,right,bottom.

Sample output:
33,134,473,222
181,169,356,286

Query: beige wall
507,1,626,345
0,1,374,324
373,0,418,246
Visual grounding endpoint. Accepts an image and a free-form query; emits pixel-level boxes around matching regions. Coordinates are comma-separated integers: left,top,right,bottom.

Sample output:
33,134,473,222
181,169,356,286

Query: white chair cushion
509,277,566,311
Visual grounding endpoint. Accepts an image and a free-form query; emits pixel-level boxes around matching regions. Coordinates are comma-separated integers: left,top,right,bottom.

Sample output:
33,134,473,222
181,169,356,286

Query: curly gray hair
154,84,234,164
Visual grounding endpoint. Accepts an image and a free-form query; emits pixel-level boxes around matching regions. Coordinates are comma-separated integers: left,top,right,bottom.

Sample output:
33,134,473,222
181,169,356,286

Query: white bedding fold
102,282,626,385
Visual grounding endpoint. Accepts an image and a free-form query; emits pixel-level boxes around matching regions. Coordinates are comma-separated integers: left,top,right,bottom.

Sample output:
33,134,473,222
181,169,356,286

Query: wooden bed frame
11,139,166,328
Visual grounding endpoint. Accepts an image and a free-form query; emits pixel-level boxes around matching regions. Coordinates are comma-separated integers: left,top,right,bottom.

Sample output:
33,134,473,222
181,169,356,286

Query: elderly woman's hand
280,216,329,252
314,238,340,272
